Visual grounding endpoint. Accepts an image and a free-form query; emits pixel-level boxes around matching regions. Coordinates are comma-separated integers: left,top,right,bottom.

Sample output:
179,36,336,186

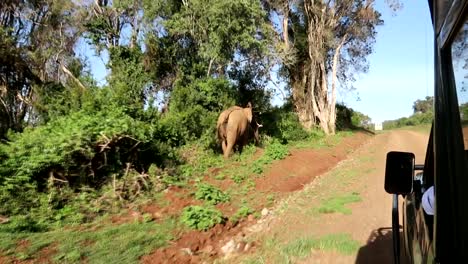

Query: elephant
217,103,261,158
248,112,263,146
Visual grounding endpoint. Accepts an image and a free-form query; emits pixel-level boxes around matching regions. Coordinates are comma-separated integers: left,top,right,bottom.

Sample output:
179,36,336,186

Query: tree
413,96,434,114
265,0,382,134
0,0,82,137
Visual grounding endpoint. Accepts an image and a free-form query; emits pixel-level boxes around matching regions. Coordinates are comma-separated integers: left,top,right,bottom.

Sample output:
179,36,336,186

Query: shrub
250,139,289,175
261,108,309,143
180,205,224,230
194,184,230,205
383,111,433,129
336,104,353,130
231,205,254,223
0,215,48,233
264,140,289,160
0,106,181,217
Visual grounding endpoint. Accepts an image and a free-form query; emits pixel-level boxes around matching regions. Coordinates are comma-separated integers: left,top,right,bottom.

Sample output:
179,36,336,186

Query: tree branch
58,62,86,91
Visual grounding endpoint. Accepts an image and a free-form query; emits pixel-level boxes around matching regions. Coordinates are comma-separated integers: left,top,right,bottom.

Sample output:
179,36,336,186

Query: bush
180,205,224,230
165,77,239,149
336,104,353,130
195,184,230,205
264,140,289,160
251,139,289,174
231,205,254,223
383,111,433,129
0,106,181,217
0,215,48,233
261,107,309,143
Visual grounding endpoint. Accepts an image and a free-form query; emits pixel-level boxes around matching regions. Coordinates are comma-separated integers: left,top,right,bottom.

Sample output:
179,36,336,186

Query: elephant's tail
217,120,227,143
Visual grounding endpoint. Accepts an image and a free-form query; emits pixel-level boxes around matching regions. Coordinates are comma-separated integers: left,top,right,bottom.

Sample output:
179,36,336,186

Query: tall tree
0,0,81,137
413,96,434,114
267,0,382,134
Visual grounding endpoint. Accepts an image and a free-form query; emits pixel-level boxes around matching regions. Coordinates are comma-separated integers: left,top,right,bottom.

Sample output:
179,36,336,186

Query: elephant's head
243,102,253,123
250,110,263,145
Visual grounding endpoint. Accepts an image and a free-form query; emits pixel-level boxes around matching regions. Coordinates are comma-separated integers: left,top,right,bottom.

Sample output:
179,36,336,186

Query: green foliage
231,172,248,184
461,103,468,119
351,111,371,129
0,215,48,233
261,107,309,143
167,77,238,148
107,46,151,118
383,97,436,129
195,183,230,205
166,0,269,67
336,104,371,130
251,140,289,174
336,104,353,130
413,96,434,114
178,145,224,178
264,140,289,160
180,205,224,230
383,111,433,130
231,205,254,223
0,105,180,217
171,77,237,113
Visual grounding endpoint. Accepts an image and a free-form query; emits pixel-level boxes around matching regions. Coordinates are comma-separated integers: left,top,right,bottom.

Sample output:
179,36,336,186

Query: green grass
292,131,353,149
0,219,175,263
316,193,362,215
282,233,360,258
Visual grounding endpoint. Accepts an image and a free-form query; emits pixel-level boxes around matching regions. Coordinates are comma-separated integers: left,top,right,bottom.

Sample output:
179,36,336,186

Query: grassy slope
0,131,358,263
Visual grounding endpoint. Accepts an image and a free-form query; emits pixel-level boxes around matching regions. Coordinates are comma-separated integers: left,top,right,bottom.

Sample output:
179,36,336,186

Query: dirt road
233,130,429,264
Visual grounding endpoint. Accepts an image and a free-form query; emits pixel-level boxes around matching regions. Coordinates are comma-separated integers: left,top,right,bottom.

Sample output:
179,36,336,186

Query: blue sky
82,0,434,123
337,0,434,123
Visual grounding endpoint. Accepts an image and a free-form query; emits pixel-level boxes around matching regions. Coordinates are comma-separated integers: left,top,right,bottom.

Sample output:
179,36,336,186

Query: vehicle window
451,16,468,150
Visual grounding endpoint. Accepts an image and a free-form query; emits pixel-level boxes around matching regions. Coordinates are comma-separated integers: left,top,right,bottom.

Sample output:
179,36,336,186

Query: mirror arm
392,194,401,264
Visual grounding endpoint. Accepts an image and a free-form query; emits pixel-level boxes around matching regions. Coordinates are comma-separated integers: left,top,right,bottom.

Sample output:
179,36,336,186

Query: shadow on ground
355,227,408,264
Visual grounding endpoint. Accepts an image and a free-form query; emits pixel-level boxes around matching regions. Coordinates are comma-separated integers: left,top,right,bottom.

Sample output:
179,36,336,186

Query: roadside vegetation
0,0,383,262
382,96,438,131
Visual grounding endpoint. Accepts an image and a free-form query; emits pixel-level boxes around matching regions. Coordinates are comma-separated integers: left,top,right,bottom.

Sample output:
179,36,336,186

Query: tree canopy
413,96,434,114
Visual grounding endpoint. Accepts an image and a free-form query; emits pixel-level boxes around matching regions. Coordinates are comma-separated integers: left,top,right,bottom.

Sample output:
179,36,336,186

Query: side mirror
385,151,415,195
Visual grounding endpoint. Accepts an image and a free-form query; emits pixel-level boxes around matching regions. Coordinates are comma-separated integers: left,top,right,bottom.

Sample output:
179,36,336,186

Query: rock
152,212,163,219
201,245,214,255
221,239,236,256
261,208,269,216
181,248,193,256
247,214,255,221
244,243,251,252
236,241,246,252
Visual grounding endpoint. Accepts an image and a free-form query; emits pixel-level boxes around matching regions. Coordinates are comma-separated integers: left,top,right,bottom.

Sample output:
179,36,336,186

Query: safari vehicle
384,0,468,263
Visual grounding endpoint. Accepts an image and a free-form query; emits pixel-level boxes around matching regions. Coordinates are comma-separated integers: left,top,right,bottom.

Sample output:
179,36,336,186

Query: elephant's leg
221,140,227,155
224,141,234,159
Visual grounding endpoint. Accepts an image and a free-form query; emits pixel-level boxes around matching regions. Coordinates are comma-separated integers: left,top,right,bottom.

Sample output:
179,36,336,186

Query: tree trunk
288,1,339,135
291,64,314,130
328,35,347,135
